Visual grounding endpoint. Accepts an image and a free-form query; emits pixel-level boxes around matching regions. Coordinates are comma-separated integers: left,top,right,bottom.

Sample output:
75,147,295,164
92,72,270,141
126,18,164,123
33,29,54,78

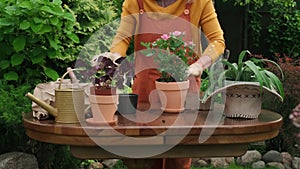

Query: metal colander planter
224,85,262,119
204,81,283,119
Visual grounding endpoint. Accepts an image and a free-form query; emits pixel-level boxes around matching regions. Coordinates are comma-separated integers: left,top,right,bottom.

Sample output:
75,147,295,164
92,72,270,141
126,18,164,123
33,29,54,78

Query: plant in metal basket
220,50,284,98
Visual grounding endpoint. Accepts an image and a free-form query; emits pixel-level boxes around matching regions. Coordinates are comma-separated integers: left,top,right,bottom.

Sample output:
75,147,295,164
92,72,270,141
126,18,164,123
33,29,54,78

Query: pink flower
172,31,182,36
161,34,170,40
188,41,194,46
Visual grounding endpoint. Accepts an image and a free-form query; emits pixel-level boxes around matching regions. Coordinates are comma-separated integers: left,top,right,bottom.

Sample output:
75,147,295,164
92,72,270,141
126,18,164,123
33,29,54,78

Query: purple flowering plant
77,55,134,90
141,31,197,82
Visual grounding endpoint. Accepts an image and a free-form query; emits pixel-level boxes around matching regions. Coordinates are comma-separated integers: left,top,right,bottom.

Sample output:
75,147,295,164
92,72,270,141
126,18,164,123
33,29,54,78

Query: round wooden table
23,104,283,159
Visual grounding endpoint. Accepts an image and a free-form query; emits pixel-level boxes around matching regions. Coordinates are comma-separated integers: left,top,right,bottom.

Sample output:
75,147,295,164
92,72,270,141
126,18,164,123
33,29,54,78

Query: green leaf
4,71,18,81
41,5,63,16
44,67,59,80
141,49,155,57
30,23,43,33
67,33,79,43
20,20,30,30
52,6,64,16
5,6,17,15
0,60,10,69
47,49,57,59
264,70,284,99
40,24,52,33
32,47,42,56
50,17,59,26
13,36,26,52
0,18,14,26
41,6,54,15
63,13,75,22
53,0,62,5
3,27,14,34
222,60,238,78
262,59,284,80
33,17,43,24
30,54,45,64
244,60,264,88
19,1,32,9
259,69,271,89
11,54,24,66
48,38,59,50
237,50,250,71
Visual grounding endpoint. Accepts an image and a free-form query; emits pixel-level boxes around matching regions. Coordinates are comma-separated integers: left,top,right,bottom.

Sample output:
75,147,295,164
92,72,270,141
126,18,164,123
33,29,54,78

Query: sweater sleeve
110,0,138,56
200,0,225,62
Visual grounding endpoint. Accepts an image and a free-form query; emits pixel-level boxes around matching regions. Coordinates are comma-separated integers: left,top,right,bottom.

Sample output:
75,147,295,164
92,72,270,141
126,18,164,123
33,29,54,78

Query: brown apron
132,0,199,106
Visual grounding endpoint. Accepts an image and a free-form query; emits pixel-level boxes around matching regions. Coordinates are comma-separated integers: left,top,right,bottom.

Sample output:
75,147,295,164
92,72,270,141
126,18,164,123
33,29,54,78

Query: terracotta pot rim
155,80,190,91
89,94,118,104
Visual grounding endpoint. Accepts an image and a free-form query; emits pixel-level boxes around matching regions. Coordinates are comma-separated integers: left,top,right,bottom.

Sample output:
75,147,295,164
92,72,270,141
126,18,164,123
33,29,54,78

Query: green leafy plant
0,0,116,85
0,80,32,153
223,0,300,59
141,31,196,82
0,0,80,83
267,0,300,59
220,50,284,98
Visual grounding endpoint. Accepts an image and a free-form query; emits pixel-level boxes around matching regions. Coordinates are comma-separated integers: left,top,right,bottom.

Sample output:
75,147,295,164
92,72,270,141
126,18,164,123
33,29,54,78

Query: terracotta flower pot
155,80,189,113
87,94,119,125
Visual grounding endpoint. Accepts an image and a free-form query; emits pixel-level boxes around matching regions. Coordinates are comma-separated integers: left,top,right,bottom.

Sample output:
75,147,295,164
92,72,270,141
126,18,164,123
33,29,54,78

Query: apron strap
137,0,144,14
183,2,192,16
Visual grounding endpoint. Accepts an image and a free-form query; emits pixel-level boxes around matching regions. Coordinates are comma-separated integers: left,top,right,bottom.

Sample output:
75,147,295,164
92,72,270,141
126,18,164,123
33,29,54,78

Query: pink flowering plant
141,31,197,82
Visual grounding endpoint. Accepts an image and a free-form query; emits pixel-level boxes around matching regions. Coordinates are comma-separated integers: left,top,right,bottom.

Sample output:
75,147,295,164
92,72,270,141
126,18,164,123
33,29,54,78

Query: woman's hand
188,55,212,76
91,52,122,66
188,61,203,77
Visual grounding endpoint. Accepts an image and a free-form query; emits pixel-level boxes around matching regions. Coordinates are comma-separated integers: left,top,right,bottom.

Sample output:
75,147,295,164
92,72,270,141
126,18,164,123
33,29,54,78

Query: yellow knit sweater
110,0,225,62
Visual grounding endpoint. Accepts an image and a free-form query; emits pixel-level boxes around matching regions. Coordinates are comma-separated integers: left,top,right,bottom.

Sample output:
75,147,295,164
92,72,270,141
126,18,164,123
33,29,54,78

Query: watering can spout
25,92,58,117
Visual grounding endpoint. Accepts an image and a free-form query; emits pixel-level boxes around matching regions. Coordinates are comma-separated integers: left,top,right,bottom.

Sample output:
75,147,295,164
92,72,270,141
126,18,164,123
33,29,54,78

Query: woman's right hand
91,52,123,66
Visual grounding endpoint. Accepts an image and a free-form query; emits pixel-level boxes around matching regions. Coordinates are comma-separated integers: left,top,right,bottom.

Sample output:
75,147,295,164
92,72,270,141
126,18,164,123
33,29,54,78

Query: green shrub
0,0,117,85
0,0,118,168
262,55,300,156
0,0,80,83
267,0,300,59
223,0,300,59
0,80,32,153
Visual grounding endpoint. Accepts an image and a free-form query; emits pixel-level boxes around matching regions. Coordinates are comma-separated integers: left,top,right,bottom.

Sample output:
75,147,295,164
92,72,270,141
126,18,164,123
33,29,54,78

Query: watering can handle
58,68,82,89
67,67,78,84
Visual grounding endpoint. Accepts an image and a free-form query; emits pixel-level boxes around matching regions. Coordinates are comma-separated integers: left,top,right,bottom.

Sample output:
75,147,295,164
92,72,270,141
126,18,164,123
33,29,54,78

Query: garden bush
0,0,80,84
223,0,300,157
0,0,118,168
0,0,117,85
225,0,300,59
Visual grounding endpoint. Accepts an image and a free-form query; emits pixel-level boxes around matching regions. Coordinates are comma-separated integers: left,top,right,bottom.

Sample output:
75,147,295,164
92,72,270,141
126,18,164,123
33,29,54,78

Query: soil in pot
90,86,116,95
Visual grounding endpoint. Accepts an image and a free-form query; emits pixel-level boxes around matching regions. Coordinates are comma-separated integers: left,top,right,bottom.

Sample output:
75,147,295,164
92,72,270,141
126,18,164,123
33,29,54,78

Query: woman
109,0,225,168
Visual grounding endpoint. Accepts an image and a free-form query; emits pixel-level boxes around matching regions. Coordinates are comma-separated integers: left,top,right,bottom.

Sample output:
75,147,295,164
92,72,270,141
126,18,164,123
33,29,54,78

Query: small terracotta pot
88,94,118,124
155,80,189,113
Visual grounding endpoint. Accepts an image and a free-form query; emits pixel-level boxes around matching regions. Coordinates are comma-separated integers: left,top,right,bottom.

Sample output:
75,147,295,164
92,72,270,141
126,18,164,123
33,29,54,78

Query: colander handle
58,68,82,89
